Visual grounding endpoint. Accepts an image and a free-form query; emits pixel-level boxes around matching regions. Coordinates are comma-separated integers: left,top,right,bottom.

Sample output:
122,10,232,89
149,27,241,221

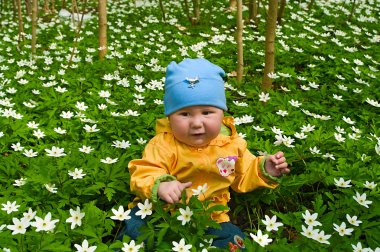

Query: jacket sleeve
128,134,176,201
231,139,278,193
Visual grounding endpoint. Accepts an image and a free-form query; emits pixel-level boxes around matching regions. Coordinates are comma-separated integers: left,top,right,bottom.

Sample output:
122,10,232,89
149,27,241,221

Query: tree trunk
61,0,66,9
43,0,49,14
348,0,357,22
307,0,315,11
261,0,278,91
191,0,200,25
51,0,55,13
17,0,24,47
158,0,166,22
12,0,17,20
277,0,286,25
31,0,38,54
25,0,31,16
229,0,236,10
236,0,244,82
98,0,107,60
182,0,191,23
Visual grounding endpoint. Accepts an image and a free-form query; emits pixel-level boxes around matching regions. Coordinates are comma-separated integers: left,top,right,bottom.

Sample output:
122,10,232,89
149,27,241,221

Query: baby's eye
180,112,190,116
202,111,213,115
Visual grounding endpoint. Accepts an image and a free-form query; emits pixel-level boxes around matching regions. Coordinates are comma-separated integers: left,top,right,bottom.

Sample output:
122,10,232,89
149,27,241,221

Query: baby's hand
158,180,192,204
264,151,289,177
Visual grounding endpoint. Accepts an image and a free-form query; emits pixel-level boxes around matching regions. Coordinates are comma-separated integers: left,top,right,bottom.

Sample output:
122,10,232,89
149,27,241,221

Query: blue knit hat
164,58,227,116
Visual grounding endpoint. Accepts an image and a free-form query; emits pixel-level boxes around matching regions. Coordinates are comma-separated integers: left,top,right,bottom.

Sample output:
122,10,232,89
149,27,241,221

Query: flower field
0,0,379,251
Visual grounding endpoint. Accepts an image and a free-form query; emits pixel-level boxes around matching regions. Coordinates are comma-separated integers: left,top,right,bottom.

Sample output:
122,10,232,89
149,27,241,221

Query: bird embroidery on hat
185,76,200,88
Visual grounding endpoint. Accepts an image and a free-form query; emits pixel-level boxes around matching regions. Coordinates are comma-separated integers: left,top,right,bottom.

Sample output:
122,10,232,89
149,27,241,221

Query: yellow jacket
129,117,278,223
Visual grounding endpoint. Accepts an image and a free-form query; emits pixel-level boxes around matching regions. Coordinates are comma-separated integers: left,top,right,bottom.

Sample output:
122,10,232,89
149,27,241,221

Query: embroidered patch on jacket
216,156,237,177
233,235,245,248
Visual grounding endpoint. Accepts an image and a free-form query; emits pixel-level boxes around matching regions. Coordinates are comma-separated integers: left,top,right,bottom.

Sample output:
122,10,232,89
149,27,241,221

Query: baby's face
168,106,224,147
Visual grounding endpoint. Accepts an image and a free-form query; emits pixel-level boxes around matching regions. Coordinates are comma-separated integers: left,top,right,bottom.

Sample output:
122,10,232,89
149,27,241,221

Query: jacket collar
155,117,238,147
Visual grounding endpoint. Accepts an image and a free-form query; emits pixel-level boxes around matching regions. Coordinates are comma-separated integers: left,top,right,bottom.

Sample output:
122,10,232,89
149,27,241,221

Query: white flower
258,92,270,102
100,157,118,164
301,225,319,239
333,222,354,236
322,153,335,160
177,206,193,225
363,181,377,190
172,238,192,252
33,129,45,139
60,111,74,119
11,142,24,151
335,126,346,134
289,99,302,107
75,102,88,111
121,240,142,252
31,212,59,232
26,121,39,128
54,127,67,134
334,177,352,188
110,206,131,221
252,125,265,131
74,239,97,252
262,215,283,232
45,146,66,157
301,124,315,133
346,214,362,226
79,145,94,154
334,133,346,142
136,138,147,145
276,110,288,117
135,199,152,219
66,206,85,229
309,146,321,155
68,168,86,179
111,140,131,149
83,124,100,133
22,208,36,221
192,183,208,196
250,229,273,247
13,177,27,187
342,116,355,125
302,210,322,227
7,217,30,235
353,192,372,208
44,183,58,193
23,149,38,157
294,132,307,139
99,90,111,98
1,201,20,214
312,230,331,244
376,141,380,156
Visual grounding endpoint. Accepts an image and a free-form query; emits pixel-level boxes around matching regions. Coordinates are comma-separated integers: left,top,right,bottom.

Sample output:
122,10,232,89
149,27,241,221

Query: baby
122,58,289,249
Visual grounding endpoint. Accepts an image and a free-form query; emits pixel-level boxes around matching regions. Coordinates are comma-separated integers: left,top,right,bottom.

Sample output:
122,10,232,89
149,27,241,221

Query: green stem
246,202,253,230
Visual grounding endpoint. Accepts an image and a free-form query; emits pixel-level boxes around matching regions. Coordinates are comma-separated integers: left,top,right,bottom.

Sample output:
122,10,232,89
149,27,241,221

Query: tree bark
98,0,107,60
17,0,24,47
348,0,357,22
31,0,38,54
51,0,55,13
25,0,31,16
43,0,49,14
191,0,200,25
236,0,244,82
277,0,286,25
261,0,278,91
158,0,166,22
307,0,315,11
229,0,237,10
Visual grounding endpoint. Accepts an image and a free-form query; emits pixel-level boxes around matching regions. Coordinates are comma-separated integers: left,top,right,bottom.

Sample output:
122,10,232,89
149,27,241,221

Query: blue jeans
118,206,246,249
